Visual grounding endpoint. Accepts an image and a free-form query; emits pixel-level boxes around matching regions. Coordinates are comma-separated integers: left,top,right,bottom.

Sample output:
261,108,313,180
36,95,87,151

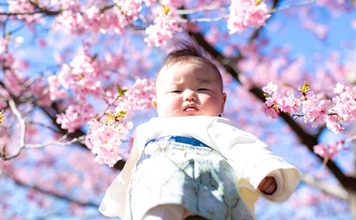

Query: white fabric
99,116,300,219
142,205,185,220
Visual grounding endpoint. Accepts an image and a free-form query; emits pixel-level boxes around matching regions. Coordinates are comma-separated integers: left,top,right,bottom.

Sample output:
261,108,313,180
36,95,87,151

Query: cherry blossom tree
0,0,356,219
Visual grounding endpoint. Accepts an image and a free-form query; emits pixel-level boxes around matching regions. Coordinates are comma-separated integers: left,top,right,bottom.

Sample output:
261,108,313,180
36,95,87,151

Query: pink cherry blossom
144,14,180,47
262,82,356,134
143,0,157,6
262,82,277,95
114,0,142,19
56,53,106,102
54,10,86,35
4,69,25,96
84,5,128,34
316,0,352,15
261,103,279,119
122,78,155,111
313,140,344,160
325,114,344,134
84,78,154,166
86,118,133,167
302,98,332,128
301,19,328,40
56,104,95,133
352,19,356,29
277,91,301,116
48,75,66,101
228,0,270,34
8,0,43,24
262,83,300,118
333,82,345,94
30,78,52,107
332,85,356,122
160,0,184,8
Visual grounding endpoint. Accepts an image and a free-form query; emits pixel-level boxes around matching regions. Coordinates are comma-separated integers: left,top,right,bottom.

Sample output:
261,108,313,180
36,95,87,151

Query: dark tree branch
350,0,356,7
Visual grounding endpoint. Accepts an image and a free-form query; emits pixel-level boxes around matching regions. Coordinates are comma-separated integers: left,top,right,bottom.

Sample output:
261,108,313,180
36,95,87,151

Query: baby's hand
258,176,277,195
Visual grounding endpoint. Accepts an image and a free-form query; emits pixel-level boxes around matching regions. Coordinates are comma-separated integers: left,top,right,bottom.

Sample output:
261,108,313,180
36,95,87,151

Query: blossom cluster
262,82,356,159
43,38,155,166
115,0,143,20
53,77,154,166
56,53,105,102
54,2,129,35
121,78,156,111
9,0,345,55
8,0,43,24
262,82,356,133
48,52,106,133
313,141,344,160
144,14,180,47
86,78,155,167
46,0,272,47
228,0,270,34
7,0,275,50
86,116,133,167
56,104,95,133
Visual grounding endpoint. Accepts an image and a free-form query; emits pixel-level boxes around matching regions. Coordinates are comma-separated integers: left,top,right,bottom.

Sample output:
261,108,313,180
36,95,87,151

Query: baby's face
152,60,226,117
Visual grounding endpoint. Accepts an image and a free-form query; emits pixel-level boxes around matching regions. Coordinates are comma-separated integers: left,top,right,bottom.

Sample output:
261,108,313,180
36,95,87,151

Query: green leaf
298,81,310,93
116,110,127,118
256,0,263,5
0,109,3,124
162,4,170,15
117,84,127,97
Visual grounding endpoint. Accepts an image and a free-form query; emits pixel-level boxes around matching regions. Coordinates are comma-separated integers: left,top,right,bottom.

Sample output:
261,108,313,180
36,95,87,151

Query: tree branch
349,0,356,7
7,174,98,207
8,98,26,147
2,100,86,160
300,173,348,200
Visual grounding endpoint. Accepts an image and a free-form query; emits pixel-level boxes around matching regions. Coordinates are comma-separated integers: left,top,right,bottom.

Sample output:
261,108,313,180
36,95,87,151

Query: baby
99,43,300,220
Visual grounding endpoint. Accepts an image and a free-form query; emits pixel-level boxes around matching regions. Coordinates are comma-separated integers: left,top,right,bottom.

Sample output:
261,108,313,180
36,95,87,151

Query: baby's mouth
184,104,199,112
184,107,198,111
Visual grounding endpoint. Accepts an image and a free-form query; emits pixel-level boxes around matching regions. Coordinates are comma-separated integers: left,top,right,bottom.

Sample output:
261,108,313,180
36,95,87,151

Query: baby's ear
220,93,227,113
152,98,158,110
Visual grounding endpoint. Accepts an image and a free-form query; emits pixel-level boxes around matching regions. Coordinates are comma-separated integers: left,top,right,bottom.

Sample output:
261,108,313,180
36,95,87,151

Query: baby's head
152,43,226,118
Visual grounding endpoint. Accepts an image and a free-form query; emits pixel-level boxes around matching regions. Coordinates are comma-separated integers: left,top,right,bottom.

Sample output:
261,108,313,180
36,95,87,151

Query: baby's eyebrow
196,78,212,84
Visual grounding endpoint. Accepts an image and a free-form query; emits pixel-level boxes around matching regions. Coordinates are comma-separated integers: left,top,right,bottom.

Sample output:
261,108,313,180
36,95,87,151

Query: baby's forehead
165,57,210,68
158,59,219,78
155,57,223,89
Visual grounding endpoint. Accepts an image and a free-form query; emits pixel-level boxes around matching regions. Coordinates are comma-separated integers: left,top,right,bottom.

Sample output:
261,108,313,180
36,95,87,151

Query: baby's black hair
156,41,224,91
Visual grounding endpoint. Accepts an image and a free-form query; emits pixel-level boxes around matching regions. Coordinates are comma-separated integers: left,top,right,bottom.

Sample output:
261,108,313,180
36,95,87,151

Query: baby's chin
159,112,219,117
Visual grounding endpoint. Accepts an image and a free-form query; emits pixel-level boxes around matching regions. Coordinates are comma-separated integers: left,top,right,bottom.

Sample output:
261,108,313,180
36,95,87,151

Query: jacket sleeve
207,118,300,208
98,136,139,218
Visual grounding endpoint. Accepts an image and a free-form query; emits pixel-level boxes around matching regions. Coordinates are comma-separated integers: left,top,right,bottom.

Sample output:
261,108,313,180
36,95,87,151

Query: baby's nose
185,96,196,101
183,90,197,101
